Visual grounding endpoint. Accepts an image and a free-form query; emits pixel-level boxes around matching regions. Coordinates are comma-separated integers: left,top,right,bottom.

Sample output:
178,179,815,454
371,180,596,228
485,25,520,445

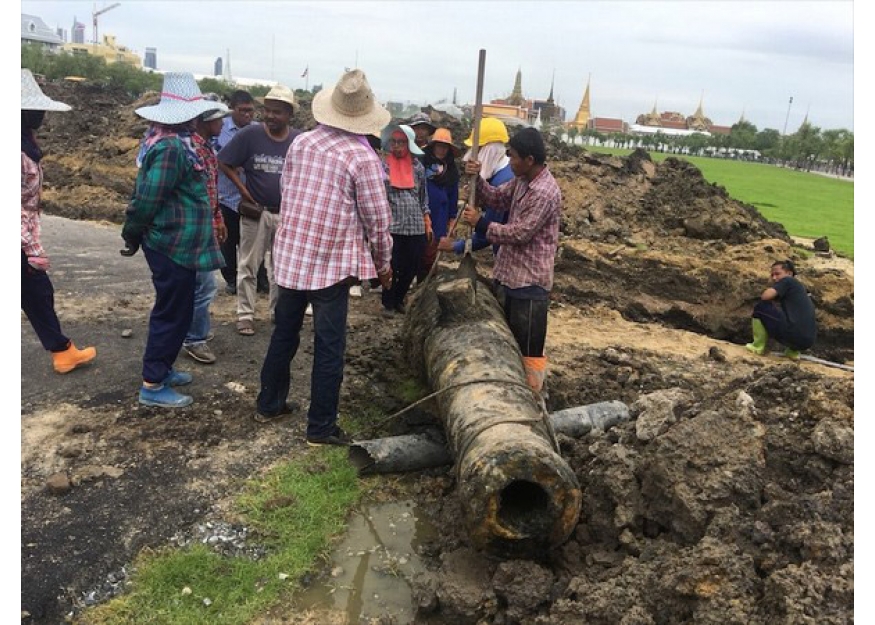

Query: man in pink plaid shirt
255,69,393,446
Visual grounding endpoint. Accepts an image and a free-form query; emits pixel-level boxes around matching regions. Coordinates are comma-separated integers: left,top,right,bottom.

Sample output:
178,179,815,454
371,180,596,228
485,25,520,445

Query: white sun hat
21,69,71,112
135,72,221,125
311,69,390,136
380,124,424,156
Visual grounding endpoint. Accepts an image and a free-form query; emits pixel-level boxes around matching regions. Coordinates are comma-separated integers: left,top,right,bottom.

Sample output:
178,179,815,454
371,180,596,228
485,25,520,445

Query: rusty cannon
402,256,582,558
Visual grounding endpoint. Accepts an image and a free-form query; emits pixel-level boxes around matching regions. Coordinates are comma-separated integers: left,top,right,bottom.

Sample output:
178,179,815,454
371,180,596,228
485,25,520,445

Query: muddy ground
21,80,854,624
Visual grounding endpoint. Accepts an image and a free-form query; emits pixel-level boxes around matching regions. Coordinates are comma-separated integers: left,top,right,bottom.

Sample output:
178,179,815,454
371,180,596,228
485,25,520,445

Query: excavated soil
22,80,854,624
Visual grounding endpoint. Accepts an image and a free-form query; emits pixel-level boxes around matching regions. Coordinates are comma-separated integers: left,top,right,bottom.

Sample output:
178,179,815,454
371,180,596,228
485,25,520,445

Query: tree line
555,118,853,177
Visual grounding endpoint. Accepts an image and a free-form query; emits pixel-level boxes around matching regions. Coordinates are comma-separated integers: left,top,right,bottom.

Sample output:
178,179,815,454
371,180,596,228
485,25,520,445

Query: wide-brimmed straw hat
428,128,461,157
312,69,390,136
380,124,424,156
21,69,71,112
263,84,298,112
135,72,221,125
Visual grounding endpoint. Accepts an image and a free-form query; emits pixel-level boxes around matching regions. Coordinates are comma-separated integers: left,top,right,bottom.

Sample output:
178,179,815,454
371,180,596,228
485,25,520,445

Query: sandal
237,319,255,336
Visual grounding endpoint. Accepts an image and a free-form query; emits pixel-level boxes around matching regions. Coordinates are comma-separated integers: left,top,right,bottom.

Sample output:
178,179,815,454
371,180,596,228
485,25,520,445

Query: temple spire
693,90,705,119
507,67,524,106
569,73,591,130
547,69,555,104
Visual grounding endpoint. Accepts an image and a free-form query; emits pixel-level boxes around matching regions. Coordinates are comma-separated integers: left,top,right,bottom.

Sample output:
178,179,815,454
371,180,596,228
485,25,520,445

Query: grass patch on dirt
588,147,854,257
80,448,359,625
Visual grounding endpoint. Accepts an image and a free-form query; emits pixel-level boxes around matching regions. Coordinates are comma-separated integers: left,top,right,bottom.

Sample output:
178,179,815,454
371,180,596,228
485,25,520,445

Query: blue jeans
184,270,217,346
142,246,196,384
258,280,350,438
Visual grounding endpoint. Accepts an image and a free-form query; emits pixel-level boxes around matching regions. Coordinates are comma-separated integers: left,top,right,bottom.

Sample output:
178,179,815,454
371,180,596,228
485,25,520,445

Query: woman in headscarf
122,73,224,408
417,128,460,282
438,117,514,256
21,69,97,374
379,124,431,317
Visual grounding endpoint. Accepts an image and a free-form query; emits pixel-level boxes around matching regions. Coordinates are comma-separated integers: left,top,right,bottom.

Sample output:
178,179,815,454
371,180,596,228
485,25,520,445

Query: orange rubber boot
522,356,548,394
52,342,97,374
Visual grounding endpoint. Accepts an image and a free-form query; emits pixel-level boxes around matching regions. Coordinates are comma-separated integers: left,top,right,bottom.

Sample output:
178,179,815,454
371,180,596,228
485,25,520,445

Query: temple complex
483,68,566,126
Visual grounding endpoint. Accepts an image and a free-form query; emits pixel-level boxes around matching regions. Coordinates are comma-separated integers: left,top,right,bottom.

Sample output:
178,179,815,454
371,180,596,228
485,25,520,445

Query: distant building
55,27,67,43
631,94,730,136
63,34,142,68
21,13,64,50
214,57,223,77
71,17,85,44
588,118,628,135
144,47,157,70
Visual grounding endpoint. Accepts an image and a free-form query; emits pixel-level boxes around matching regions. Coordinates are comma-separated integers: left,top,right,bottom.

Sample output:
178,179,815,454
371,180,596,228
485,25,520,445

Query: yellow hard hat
464,117,509,147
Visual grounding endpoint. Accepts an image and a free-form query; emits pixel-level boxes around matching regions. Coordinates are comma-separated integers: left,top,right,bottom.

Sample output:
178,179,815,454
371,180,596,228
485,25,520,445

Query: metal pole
782,96,794,136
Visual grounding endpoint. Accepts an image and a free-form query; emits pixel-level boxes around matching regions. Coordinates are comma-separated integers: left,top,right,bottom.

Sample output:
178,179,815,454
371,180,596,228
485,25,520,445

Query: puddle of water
293,500,438,623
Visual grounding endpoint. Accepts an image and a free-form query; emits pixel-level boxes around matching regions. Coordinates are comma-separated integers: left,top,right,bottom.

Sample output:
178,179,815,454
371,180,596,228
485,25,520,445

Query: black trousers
493,283,549,357
382,233,426,311
219,204,240,287
21,251,69,352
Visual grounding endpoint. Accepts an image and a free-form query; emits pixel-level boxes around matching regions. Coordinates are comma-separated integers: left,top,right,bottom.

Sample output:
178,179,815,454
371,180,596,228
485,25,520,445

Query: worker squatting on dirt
21,69,97,374
452,127,562,394
255,68,393,444
745,259,817,359
121,72,225,408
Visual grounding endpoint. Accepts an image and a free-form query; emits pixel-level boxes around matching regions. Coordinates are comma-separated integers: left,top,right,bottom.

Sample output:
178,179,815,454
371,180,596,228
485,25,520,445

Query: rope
354,377,560,480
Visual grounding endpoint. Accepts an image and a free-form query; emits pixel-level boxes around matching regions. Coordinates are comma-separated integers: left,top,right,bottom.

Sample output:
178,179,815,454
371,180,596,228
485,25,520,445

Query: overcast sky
20,1,854,132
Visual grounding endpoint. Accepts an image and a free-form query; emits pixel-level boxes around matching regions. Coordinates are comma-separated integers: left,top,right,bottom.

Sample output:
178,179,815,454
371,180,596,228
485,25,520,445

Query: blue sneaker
162,369,193,386
139,384,193,408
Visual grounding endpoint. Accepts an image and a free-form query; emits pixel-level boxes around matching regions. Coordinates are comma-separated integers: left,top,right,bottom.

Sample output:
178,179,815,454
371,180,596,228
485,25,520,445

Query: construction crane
92,2,120,45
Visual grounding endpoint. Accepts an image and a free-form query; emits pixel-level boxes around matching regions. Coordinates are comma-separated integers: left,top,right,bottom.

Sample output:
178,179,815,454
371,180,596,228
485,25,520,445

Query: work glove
120,234,141,257
424,214,433,243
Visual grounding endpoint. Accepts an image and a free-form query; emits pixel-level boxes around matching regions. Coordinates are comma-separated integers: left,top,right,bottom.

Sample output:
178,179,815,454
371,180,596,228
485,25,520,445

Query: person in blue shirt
215,90,256,295
418,127,460,282
437,117,514,256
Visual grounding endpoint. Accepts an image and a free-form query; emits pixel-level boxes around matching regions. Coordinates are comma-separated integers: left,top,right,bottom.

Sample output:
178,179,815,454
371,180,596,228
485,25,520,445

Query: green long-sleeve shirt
123,137,223,271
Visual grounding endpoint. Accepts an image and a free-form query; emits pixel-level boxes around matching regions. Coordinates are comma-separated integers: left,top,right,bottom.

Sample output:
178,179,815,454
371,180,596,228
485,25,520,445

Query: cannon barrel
402,257,582,557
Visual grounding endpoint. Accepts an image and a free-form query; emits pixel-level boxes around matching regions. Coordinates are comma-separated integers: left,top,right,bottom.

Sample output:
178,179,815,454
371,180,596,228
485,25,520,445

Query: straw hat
135,72,221,125
312,69,390,136
21,69,71,112
428,128,461,157
464,117,510,147
380,124,424,156
263,84,298,112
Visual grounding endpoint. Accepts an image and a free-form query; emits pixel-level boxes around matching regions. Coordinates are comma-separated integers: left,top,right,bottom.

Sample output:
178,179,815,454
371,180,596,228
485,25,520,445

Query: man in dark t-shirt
218,85,301,336
746,259,817,359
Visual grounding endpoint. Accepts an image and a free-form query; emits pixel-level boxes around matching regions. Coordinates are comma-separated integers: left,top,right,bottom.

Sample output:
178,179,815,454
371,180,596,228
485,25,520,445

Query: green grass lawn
584,147,854,257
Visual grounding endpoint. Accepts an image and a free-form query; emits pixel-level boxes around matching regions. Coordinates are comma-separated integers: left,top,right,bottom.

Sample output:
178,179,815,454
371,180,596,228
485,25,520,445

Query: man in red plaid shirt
255,69,393,446
458,127,562,395
184,97,229,365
